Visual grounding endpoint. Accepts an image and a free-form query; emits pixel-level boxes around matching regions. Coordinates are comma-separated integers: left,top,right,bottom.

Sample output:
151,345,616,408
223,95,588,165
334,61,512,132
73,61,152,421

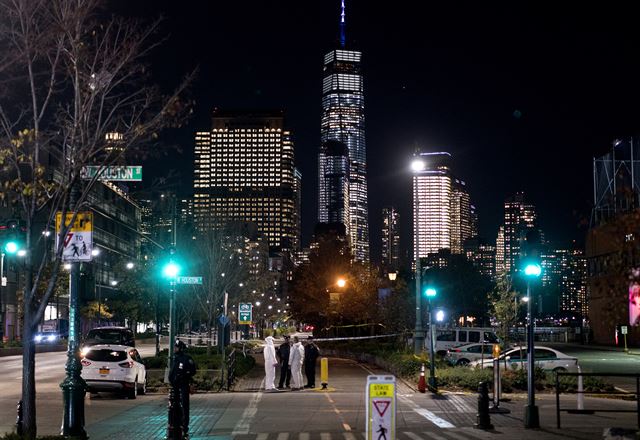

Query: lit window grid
413,174,452,259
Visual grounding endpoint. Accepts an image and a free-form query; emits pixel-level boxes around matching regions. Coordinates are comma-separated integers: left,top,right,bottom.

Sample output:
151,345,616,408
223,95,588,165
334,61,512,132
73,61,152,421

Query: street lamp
523,262,542,429
162,251,181,368
336,278,347,288
126,262,135,270
387,272,397,281
412,155,427,355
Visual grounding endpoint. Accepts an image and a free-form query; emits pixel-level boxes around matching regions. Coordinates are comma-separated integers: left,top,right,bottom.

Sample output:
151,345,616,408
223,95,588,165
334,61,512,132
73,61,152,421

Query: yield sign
373,400,390,417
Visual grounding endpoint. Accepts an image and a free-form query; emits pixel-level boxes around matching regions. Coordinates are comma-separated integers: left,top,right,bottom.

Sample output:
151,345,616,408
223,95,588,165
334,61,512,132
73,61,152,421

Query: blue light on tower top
339,0,346,48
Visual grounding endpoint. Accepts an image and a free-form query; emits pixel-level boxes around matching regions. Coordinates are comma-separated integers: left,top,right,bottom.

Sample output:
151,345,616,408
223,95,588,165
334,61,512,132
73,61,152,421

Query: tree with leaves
0,1,191,436
489,273,521,347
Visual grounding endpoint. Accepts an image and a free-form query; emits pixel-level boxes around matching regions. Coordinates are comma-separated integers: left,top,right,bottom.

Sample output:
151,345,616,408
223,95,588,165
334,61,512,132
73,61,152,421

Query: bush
438,367,493,390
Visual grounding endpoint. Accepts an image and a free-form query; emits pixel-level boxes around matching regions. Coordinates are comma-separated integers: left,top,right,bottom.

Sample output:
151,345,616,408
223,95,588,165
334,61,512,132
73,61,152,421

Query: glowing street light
523,260,542,429
336,278,346,288
411,159,426,172
163,262,180,279
126,262,135,270
4,241,18,254
524,264,542,277
435,310,445,322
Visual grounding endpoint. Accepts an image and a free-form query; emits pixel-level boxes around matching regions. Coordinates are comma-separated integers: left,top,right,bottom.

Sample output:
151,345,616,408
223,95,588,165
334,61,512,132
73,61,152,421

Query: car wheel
127,378,138,399
456,359,470,366
138,377,147,395
553,367,567,373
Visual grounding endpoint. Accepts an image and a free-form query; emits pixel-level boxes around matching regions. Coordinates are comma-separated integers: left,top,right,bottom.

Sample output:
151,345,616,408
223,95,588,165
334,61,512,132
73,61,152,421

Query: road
546,343,640,391
0,341,163,436
2,347,639,439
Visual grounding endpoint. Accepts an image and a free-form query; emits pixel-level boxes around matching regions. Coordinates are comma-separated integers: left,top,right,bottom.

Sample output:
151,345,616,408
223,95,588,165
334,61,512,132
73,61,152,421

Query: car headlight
81,347,90,357
47,334,56,342
34,335,43,342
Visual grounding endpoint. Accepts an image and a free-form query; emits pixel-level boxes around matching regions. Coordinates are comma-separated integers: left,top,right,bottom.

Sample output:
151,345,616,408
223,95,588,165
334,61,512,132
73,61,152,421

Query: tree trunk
21,300,37,439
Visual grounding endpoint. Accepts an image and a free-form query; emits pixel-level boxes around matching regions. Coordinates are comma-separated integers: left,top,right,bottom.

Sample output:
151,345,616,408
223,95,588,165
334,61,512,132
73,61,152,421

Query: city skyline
119,1,640,261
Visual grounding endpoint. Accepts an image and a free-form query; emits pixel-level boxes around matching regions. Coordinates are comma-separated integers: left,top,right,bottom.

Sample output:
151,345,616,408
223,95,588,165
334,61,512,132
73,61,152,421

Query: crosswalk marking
299,434,310,440
440,430,470,440
320,433,332,440
256,434,269,440
418,431,449,440
343,433,359,440
277,433,290,440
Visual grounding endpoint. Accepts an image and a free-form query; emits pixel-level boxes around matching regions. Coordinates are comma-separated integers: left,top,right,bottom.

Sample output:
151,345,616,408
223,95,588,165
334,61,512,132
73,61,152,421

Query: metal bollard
166,386,183,440
16,400,23,436
320,357,329,389
489,358,510,414
475,382,494,430
577,366,584,411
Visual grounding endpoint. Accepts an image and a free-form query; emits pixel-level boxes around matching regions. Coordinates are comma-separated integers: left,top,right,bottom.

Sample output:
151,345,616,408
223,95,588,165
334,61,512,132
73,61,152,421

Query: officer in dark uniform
304,337,320,389
169,340,196,439
277,335,291,389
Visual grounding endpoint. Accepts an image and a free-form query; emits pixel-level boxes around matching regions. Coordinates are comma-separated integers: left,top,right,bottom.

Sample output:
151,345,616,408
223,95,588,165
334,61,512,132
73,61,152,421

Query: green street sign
81,166,142,181
176,276,203,285
239,303,252,324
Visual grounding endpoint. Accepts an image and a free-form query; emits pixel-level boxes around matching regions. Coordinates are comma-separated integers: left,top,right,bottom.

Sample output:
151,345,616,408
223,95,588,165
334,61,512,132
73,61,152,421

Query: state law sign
366,375,396,440
55,212,93,262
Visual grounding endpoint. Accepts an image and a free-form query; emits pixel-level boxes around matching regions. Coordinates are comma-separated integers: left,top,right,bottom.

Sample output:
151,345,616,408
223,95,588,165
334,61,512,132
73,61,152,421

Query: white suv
81,344,147,399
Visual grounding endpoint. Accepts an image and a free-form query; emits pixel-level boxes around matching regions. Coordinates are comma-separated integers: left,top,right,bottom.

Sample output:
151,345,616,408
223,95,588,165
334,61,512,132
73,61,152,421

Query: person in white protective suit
288,336,305,390
263,336,278,391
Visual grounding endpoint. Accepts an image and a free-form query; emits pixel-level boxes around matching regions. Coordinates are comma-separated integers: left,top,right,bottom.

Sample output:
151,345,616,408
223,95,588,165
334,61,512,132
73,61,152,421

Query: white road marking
231,378,264,435
413,408,455,429
343,433,358,440
299,433,310,440
320,433,332,440
277,433,290,440
419,432,449,440
256,434,269,440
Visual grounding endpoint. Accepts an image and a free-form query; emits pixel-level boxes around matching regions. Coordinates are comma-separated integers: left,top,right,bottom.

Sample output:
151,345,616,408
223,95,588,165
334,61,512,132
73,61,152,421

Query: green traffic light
524,263,542,277
163,261,180,278
425,287,437,298
4,241,19,254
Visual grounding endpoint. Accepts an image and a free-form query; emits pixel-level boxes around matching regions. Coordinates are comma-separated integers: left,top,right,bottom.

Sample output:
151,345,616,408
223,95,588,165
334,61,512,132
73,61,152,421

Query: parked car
82,327,135,354
427,327,501,355
469,346,579,372
80,344,146,399
445,343,501,366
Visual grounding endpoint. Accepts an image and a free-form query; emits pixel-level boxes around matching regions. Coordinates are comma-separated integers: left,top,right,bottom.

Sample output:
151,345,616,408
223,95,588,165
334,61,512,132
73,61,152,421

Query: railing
555,372,640,429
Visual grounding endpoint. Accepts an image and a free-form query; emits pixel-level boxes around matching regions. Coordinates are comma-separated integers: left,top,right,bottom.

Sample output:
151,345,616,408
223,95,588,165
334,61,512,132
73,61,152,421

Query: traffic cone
418,363,426,393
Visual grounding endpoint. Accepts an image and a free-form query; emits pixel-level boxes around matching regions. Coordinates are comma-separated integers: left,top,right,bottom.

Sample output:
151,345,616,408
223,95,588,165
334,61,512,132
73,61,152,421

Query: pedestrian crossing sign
55,211,93,262
366,375,396,440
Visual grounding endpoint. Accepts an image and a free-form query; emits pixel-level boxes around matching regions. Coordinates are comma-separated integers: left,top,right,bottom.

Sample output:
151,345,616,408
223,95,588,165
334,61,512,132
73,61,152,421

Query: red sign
373,400,390,417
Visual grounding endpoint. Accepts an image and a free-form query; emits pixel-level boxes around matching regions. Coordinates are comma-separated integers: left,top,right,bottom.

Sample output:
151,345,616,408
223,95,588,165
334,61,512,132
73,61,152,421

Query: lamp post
163,252,180,368
523,262,542,429
412,157,426,355
425,287,437,390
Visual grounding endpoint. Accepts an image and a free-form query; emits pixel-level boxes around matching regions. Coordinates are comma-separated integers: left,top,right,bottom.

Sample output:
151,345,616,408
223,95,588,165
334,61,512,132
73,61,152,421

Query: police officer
169,340,196,439
277,335,291,389
304,337,320,389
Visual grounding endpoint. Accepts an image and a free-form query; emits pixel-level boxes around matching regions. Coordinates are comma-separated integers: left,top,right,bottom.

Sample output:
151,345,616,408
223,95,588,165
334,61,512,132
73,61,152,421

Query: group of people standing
263,335,320,391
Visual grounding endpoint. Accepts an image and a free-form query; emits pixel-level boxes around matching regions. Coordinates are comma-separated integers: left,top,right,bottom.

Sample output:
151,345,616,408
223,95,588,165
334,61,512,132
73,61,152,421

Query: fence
555,372,640,429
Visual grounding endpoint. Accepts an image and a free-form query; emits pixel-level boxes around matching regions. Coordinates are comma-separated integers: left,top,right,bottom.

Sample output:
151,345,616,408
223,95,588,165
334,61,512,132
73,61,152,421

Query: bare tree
0,1,192,437
194,224,249,355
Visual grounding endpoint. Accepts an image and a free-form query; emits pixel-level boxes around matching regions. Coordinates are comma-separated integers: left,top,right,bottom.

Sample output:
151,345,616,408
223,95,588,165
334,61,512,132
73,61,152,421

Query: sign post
55,212,93,262
366,375,396,440
622,326,629,352
489,344,509,414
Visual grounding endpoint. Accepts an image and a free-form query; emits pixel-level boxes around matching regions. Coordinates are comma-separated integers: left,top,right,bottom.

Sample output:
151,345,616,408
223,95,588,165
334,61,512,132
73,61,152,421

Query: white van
426,327,500,355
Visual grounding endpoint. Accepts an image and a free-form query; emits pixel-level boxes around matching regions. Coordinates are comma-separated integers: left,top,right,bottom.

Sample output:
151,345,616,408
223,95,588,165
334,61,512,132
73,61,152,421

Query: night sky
118,1,640,261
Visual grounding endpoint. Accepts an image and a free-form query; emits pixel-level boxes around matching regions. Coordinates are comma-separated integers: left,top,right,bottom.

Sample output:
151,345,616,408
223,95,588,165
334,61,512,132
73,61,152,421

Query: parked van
426,327,500,355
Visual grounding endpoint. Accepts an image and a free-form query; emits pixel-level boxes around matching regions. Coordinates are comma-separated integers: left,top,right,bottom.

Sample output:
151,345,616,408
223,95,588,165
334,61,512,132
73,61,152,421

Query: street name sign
177,276,203,285
81,166,142,181
238,303,252,325
55,212,93,262
366,375,396,440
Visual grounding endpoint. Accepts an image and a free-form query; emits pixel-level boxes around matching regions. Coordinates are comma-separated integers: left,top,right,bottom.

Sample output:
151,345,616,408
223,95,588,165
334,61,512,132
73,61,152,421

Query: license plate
99,368,109,375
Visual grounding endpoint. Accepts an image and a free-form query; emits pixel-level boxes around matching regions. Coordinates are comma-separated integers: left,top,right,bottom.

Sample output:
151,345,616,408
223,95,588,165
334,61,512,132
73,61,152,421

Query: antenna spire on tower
339,0,346,48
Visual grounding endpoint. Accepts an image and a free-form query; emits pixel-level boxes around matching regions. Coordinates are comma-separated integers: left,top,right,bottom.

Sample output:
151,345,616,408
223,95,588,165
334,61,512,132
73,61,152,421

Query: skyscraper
450,178,473,254
193,110,299,253
412,152,452,259
381,207,400,270
318,140,350,231
501,192,537,273
541,245,588,317
318,1,369,262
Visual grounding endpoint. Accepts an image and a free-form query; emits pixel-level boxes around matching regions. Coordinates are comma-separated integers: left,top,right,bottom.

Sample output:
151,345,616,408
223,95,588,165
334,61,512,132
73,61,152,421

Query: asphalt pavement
2,341,640,439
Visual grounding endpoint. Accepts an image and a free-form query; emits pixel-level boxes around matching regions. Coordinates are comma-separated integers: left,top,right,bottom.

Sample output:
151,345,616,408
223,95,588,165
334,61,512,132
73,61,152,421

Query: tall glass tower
318,0,369,262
